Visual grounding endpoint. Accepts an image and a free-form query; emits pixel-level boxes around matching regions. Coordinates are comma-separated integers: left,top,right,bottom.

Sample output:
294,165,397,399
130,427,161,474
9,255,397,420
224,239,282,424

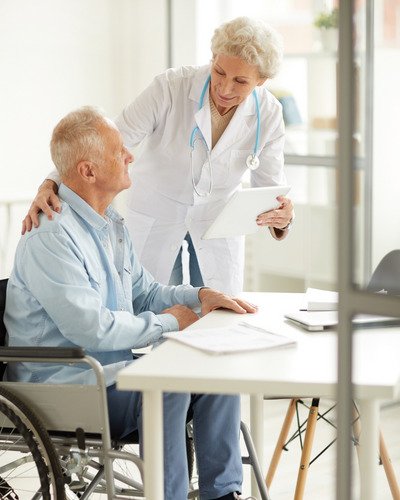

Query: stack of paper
303,288,338,311
163,322,297,354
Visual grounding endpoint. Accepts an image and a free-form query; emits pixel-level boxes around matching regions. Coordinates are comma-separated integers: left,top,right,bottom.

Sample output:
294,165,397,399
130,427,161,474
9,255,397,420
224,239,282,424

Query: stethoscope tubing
190,73,261,196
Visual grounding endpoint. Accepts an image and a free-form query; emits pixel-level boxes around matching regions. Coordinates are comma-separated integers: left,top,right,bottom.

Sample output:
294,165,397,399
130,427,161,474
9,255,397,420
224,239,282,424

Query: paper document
163,322,297,354
303,288,338,311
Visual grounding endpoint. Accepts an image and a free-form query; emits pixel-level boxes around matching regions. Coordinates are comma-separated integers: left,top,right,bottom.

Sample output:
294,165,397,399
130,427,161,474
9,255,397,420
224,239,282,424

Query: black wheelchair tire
0,386,66,499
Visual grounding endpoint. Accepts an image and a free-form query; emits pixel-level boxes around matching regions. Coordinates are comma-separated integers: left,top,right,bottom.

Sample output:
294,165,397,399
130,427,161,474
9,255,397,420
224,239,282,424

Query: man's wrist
198,287,211,302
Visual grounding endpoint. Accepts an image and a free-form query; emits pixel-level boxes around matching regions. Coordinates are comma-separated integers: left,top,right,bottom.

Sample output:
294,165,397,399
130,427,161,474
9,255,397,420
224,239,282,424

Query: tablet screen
202,186,291,239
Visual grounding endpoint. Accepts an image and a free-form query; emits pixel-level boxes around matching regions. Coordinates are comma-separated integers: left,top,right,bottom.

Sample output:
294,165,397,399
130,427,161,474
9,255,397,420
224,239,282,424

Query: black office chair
265,249,400,499
367,249,400,294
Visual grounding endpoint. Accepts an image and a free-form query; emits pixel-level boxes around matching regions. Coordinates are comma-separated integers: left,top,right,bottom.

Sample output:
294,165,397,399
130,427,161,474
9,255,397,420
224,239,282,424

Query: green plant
314,7,338,30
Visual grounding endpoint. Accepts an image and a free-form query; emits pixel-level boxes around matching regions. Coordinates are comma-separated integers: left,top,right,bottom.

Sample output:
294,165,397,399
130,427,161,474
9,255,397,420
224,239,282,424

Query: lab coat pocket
211,156,231,187
229,149,253,184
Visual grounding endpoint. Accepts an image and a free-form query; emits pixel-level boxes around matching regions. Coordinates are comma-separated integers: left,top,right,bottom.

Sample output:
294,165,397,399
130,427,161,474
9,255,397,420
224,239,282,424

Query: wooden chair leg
353,403,400,500
265,398,298,488
379,431,400,500
294,398,320,500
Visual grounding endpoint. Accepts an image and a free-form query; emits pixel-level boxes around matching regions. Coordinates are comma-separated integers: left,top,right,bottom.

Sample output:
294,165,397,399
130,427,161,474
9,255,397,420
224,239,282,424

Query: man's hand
162,304,199,330
22,180,61,234
198,288,258,316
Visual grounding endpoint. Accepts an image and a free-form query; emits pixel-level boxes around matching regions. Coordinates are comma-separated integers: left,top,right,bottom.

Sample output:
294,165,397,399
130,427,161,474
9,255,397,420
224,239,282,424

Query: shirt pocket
121,262,133,306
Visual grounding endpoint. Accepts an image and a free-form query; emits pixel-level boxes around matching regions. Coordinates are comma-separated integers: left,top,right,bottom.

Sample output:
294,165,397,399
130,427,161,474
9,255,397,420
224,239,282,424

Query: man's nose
126,150,134,163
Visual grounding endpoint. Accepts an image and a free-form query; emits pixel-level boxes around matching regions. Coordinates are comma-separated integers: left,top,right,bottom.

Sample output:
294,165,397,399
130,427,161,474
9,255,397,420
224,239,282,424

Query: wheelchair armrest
0,346,85,359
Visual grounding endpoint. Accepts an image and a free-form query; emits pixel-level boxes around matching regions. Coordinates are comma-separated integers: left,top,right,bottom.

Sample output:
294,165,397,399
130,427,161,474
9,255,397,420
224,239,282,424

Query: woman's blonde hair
211,16,283,79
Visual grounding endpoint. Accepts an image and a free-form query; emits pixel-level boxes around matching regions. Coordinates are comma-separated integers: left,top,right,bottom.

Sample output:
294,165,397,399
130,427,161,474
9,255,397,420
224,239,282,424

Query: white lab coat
115,64,286,296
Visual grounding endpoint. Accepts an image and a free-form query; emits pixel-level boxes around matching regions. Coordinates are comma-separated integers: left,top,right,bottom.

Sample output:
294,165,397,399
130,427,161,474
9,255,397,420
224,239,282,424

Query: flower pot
319,28,338,51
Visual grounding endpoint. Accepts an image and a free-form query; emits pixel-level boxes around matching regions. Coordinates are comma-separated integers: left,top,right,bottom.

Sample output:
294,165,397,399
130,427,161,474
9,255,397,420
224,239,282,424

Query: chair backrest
0,279,9,380
367,250,400,295
0,279,8,348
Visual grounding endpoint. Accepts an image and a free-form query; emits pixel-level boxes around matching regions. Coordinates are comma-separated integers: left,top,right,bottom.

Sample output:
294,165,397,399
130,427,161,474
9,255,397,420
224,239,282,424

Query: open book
163,322,297,354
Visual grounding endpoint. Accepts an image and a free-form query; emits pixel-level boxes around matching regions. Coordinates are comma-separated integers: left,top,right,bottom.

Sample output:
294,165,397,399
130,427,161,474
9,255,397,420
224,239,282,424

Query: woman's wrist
40,179,58,194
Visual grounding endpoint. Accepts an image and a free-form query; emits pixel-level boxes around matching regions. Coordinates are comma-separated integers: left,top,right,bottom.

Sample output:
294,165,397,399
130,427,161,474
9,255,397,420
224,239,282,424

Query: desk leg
358,399,379,500
250,394,264,498
143,390,164,500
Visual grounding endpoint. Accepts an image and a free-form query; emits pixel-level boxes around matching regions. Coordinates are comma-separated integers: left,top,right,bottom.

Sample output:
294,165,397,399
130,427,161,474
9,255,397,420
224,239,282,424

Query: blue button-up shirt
5,184,201,385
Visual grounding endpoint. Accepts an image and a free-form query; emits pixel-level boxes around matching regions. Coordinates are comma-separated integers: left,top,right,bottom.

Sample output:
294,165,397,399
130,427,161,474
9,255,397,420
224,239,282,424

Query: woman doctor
23,16,293,296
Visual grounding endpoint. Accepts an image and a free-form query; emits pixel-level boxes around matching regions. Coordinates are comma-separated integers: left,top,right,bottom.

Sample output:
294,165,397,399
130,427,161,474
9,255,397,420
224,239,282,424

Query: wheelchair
0,278,270,499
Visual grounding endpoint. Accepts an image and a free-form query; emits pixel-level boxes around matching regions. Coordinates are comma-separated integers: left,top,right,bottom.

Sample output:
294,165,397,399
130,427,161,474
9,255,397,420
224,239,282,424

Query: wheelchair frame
0,347,147,498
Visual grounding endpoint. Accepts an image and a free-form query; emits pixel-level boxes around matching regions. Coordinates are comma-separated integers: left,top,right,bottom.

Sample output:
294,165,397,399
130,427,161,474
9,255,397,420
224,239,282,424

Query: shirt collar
59,184,124,230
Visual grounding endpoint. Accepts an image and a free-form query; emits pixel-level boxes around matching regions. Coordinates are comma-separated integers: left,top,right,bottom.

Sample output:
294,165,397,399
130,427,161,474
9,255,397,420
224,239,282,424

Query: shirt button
118,238,123,243
120,307,125,311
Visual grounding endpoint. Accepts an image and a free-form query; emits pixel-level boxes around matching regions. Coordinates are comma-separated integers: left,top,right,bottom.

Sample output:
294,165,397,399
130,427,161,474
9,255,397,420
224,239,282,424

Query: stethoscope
189,75,261,197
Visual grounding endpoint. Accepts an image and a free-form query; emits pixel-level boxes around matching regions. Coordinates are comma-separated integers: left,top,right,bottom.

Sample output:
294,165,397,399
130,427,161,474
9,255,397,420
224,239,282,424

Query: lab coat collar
190,66,259,155
210,98,252,158
191,65,213,150
188,65,211,105
210,90,259,158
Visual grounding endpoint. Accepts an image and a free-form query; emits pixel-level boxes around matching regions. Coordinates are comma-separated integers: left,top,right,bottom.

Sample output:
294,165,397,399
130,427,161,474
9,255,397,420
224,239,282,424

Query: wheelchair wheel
0,386,65,499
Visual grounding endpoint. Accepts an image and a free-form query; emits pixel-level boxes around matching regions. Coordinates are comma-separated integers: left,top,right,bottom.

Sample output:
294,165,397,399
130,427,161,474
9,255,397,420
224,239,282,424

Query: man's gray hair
211,16,283,79
50,106,107,177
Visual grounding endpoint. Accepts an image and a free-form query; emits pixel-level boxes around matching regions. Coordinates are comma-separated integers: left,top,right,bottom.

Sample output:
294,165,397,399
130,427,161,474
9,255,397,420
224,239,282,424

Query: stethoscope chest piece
246,154,260,170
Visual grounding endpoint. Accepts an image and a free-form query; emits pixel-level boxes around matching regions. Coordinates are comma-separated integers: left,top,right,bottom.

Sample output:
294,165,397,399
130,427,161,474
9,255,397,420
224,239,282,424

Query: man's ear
76,161,97,184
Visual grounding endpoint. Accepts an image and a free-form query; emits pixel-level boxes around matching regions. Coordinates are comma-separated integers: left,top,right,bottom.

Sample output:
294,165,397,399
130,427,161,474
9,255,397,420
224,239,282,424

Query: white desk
117,292,400,500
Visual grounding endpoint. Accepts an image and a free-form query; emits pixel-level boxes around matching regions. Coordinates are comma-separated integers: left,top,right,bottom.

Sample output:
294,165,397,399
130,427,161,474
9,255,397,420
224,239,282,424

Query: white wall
0,0,167,193
372,48,400,269
0,0,167,277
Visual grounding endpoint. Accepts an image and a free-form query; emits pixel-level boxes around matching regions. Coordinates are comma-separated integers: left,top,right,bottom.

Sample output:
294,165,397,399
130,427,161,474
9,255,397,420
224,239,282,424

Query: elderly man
5,107,257,500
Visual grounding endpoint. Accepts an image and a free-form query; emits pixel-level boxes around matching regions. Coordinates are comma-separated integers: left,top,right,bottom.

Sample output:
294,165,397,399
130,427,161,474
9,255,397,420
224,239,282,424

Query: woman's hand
22,180,61,234
256,195,293,230
198,288,258,316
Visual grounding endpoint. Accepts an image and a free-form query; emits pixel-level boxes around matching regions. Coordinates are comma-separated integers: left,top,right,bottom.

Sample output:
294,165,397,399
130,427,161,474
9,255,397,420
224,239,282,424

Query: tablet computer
202,186,291,240
284,310,400,332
